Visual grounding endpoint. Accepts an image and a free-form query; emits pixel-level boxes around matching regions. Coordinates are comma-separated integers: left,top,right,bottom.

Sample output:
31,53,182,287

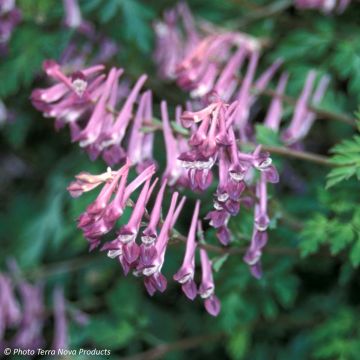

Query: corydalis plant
31,1,334,317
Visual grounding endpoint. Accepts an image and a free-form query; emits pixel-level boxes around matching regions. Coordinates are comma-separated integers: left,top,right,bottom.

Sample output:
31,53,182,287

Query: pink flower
173,200,200,300
199,247,221,317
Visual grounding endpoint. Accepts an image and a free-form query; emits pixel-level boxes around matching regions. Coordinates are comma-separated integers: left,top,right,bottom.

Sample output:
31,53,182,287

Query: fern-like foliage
327,129,360,188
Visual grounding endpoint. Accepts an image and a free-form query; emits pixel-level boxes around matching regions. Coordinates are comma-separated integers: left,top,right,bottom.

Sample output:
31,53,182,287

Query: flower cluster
31,1,334,315
31,60,154,167
68,164,221,316
0,263,86,352
0,0,21,56
294,0,351,13
178,93,279,252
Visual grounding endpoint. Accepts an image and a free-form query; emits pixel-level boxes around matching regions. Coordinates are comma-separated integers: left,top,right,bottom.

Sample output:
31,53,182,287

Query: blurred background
1,0,360,359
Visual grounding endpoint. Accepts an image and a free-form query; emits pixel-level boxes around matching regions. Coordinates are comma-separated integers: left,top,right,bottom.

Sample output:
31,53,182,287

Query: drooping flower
173,200,200,300
282,71,330,145
0,274,21,344
128,91,157,172
52,287,68,351
199,246,221,317
161,100,188,186
153,2,199,79
63,0,82,28
140,191,180,295
264,72,289,131
31,61,150,165
12,281,45,350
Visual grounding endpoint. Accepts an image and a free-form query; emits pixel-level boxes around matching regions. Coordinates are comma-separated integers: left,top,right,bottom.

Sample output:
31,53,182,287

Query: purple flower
213,48,247,101
176,32,259,98
173,200,200,300
282,71,329,145
228,51,259,134
141,192,180,295
128,91,157,171
31,61,150,166
199,247,221,317
117,177,154,265
243,173,269,278
0,274,21,344
12,281,45,350
161,100,184,185
249,58,283,106
264,72,289,131
63,0,82,28
52,287,68,351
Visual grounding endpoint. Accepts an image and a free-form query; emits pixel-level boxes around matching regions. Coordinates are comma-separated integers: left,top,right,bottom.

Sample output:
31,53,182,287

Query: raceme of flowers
68,164,221,316
30,2,332,316
0,262,87,352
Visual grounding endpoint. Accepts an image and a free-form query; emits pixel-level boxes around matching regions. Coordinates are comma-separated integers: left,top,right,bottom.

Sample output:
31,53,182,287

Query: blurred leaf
0,25,71,97
255,124,282,146
299,214,328,257
226,327,249,360
326,135,360,188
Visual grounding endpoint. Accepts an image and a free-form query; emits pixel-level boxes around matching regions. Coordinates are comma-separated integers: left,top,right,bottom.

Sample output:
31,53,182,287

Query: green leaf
299,214,328,257
226,327,249,360
212,254,229,272
0,25,71,97
326,136,360,188
255,124,282,146
350,233,360,267
327,221,354,255
97,0,154,52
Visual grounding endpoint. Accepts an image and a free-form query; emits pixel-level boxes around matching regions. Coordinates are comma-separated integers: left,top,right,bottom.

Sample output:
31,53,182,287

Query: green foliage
0,25,70,98
96,0,154,52
327,135,360,188
255,124,282,146
311,309,360,360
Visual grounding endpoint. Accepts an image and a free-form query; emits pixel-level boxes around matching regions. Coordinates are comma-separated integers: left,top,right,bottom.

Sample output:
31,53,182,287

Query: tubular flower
0,263,85,352
199,246,221,317
264,72,289,131
173,200,200,300
282,71,330,146
161,100,186,185
31,61,149,166
176,32,260,99
12,281,45,350
128,91,157,173
0,274,21,343
154,2,199,79
140,192,180,296
243,173,269,278
62,0,82,28
52,287,68,351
